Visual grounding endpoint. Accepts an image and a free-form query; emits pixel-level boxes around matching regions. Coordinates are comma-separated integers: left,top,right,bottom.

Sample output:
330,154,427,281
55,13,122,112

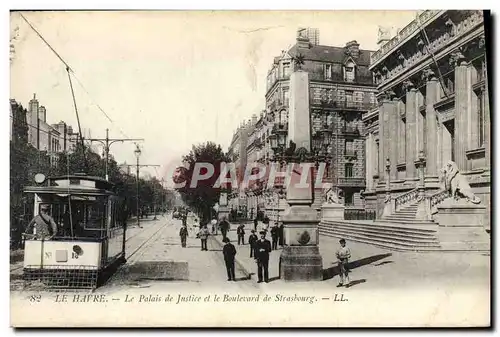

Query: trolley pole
88,129,144,181
124,161,161,228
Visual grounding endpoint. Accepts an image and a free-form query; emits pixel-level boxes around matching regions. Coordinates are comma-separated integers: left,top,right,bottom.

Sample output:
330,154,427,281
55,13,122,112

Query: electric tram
22,173,127,289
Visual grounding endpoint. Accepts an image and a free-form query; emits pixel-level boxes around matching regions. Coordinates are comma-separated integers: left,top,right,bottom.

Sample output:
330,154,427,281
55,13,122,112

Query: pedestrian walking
222,237,237,281
219,216,230,241
270,225,278,250
237,224,245,245
179,224,188,248
199,224,210,251
336,238,351,287
253,218,258,232
278,223,284,247
248,229,258,258
254,230,272,283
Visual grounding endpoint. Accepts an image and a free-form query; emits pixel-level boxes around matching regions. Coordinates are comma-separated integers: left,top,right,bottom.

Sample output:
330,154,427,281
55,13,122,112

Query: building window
478,90,485,147
344,62,355,82
324,64,332,80
345,163,354,177
344,191,354,206
375,140,380,175
283,62,290,78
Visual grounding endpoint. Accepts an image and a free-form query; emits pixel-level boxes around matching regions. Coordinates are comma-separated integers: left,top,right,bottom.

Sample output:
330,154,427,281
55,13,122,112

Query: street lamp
134,145,142,228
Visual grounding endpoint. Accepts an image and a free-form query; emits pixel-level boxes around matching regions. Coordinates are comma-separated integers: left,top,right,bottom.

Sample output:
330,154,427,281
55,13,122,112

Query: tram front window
32,195,108,240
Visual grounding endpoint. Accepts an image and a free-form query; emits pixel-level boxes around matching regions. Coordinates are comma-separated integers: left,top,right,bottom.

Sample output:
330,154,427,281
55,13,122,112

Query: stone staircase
318,188,451,252
319,220,441,252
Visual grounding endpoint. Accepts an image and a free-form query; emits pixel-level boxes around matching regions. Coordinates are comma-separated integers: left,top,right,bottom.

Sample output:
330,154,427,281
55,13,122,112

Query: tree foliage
10,100,175,239
175,141,231,223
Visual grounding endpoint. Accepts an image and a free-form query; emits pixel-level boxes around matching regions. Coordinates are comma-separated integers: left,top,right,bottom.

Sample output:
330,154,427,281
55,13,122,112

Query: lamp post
134,145,142,228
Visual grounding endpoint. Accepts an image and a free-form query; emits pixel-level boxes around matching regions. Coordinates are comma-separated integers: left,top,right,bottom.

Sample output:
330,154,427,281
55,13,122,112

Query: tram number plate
44,252,52,259
71,252,79,259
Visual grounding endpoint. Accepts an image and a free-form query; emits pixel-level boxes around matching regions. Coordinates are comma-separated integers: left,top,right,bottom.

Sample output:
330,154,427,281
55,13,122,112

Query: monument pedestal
217,206,230,221
435,198,490,251
280,205,323,282
321,203,345,221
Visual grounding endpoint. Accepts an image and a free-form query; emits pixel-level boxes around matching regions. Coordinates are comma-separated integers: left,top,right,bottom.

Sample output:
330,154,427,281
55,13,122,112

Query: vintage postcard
9,10,491,327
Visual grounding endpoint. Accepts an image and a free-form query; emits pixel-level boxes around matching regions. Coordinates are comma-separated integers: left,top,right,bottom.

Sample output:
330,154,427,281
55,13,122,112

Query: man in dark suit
222,237,237,281
254,230,272,283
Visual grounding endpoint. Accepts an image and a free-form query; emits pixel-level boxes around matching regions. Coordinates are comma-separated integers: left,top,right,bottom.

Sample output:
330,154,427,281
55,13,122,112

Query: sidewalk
211,222,490,291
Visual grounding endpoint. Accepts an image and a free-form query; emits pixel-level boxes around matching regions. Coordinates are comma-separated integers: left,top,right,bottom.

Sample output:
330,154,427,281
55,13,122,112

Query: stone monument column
280,68,323,282
217,192,230,221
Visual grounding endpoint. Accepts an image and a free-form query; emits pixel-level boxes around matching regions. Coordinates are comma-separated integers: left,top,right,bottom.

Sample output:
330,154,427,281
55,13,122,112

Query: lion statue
440,161,481,204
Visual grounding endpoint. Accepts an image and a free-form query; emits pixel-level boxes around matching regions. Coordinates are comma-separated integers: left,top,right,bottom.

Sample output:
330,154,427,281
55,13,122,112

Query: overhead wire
18,12,131,140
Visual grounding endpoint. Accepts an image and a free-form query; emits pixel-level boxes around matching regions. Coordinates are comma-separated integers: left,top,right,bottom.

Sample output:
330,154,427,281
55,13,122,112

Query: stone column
377,101,385,181
423,69,440,177
403,81,417,178
366,133,373,191
387,100,398,181
378,91,396,182
451,50,470,171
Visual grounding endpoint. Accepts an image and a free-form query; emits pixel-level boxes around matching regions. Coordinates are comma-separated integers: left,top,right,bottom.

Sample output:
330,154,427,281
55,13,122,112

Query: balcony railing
314,99,377,111
272,123,288,134
342,126,360,136
337,177,366,187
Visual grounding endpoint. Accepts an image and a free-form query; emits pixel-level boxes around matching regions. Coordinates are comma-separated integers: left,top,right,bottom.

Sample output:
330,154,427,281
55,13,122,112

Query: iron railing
344,209,376,221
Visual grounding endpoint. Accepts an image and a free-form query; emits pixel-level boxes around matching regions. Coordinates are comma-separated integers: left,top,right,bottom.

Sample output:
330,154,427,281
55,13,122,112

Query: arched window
344,61,356,82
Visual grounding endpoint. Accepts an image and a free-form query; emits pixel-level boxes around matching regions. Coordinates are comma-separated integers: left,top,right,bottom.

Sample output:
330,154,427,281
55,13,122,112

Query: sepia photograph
8,8,491,327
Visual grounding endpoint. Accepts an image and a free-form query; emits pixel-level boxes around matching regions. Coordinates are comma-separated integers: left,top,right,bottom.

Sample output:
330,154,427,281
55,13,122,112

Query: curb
210,234,253,280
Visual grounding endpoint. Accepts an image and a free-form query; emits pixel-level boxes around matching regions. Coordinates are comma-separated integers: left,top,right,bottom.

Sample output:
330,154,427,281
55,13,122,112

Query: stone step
323,220,437,233
319,229,441,252
321,229,439,247
377,218,436,226
396,209,418,214
384,214,418,220
319,222,437,240
319,225,439,244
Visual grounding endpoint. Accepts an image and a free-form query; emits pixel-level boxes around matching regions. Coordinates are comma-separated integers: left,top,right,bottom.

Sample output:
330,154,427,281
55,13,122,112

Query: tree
176,142,231,223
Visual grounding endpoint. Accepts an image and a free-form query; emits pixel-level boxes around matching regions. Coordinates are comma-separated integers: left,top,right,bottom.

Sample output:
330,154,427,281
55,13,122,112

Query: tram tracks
125,222,168,262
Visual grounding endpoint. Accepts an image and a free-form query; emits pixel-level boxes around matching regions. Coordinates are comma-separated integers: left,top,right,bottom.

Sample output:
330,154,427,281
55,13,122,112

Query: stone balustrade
394,188,419,210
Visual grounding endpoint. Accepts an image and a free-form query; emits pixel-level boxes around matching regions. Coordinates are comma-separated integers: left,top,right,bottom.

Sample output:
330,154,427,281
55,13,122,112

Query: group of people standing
177,213,352,287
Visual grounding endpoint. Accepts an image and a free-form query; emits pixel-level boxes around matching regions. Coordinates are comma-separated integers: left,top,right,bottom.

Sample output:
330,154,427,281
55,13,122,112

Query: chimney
296,28,311,49
252,114,257,125
345,40,360,58
39,106,46,123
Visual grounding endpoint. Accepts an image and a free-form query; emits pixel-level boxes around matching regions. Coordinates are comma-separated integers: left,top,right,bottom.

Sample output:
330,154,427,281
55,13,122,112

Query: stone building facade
364,10,490,227
10,94,79,166
227,117,255,212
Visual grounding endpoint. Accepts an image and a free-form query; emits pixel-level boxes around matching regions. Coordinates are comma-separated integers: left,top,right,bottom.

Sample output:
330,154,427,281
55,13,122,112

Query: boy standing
336,238,351,287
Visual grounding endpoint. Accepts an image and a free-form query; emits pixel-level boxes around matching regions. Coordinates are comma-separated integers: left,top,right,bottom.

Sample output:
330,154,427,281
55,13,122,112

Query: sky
9,10,417,182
